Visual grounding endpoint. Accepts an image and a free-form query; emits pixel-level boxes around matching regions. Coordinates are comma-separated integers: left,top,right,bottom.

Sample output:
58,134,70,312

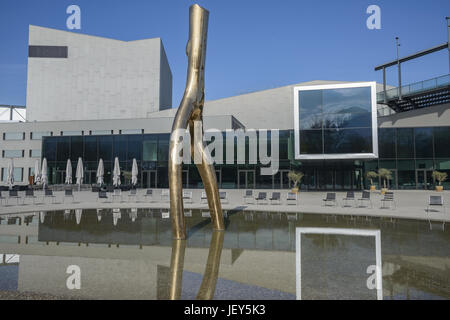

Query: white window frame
296,227,382,300
293,82,378,160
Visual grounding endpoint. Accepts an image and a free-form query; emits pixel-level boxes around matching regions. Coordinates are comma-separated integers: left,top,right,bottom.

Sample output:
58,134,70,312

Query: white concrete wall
26,26,172,122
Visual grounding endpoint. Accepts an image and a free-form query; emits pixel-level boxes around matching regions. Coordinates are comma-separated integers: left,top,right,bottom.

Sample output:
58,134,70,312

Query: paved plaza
0,189,448,223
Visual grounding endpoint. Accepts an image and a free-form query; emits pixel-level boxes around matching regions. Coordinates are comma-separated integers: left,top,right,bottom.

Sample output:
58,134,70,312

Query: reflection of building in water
0,210,449,299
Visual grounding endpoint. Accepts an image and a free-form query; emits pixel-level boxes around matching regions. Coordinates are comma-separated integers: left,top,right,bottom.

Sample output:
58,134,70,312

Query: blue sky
0,0,449,107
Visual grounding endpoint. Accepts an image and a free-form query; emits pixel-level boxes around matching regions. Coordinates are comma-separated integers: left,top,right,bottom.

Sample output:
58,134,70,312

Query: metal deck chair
44,189,57,204
357,191,373,208
183,190,193,203
161,189,170,202
112,189,122,202
323,192,337,207
8,190,21,205
427,195,445,213
286,192,298,205
25,189,37,205
143,189,154,202
243,190,254,204
380,192,396,209
269,192,281,205
255,192,268,205
342,191,355,207
0,191,6,206
219,191,228,204
128,189,138,201
200,191,208,204
98,191,108,203
64,189,74,203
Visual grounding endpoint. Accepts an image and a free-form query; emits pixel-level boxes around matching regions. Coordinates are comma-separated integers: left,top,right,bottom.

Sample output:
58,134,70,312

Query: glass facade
41,126,450,190
296,85,375,158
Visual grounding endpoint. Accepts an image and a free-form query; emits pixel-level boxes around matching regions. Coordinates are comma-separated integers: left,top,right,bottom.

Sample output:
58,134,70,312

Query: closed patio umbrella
34,159,41,185
131,158,138,186
6,158,14,189
65,159,73,184
96,209,102,222
96,159,104,185
75,209,82,225
113,157,121,187
41,158,48,188
76,157,84,189
39,211,46,224
113,208,121,226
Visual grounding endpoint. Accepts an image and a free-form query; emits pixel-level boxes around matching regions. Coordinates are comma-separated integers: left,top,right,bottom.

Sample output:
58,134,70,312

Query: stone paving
0,188,449,222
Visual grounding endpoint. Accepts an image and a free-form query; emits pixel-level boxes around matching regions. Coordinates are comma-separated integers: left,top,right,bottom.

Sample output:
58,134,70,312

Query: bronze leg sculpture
169,4,224,239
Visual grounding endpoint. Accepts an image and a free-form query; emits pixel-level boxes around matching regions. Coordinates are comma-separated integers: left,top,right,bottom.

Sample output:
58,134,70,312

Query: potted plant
366,171,378,191
432,171,447,192
288,171,304,193
378,168,392,195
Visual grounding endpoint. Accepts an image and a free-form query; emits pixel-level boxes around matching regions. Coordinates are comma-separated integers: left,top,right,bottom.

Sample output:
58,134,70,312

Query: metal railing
377,74,450,103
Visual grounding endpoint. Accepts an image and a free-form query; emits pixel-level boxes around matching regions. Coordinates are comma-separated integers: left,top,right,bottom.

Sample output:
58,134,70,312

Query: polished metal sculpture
168,230,224,300
169,4,224,239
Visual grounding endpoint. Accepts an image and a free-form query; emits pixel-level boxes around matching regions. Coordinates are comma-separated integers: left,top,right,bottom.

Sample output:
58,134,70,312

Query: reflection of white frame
293,82,378,160
296,227,382,300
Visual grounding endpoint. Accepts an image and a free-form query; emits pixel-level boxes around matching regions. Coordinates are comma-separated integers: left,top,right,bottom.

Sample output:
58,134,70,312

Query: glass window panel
56,137,70,161
299,113,322,130
323,128,372,154
414,128,433,158
322,113,371,128
3,150,23,158
127,135,142,160
121,129,142,135
157,134,170,162
2,168,24,182
30,149,41,158
322,87,371,114
62,131,82,136
4,132,23,140
299,130,322,154
84,136,98,161
143,137,158,161
98,136,113,161
299,90,322,115
433,127,450,158
42,138,57,161
91,130,111,136
378,128,396,158
113,136,127,161
396,128,414,158
31,131,51,140
70,136,83,161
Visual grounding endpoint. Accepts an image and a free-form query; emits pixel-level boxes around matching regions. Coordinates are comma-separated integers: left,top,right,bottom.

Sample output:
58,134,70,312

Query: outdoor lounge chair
112,189,122,202
323,192,337,207
98,191,108,202
128,189,138,201
0,191,6,206
64,189,75,203
357,191,373,208
161,189,170,202
183,190,193,203
44,189,57,204
25,189,37,204
427,195,445,213
219,191,228,204
243,190,254,204
342,191,355,207
201,191,208,204
143,189,154,202
381,192,396,209
255,192,268,205
8,190,21,205
286,192,298,205
269,192,281,205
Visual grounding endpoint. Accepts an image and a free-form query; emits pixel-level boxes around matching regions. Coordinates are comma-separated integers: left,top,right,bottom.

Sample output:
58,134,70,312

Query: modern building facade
1,26,449,190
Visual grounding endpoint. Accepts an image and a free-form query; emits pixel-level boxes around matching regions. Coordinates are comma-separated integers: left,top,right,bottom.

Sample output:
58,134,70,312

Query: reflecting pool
0,208,449,300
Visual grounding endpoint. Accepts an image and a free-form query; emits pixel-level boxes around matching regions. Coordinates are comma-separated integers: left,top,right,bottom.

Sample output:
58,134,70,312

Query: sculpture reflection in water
168,4,224,240
168,230,225,300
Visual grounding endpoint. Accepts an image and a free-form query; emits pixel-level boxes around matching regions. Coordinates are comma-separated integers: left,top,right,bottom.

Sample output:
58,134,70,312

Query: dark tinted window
28,46,68,58
324,128,372,154
378,128,396,158
434,127,450,158
300,130,322,154
396,128,414,158
414,128,433,158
